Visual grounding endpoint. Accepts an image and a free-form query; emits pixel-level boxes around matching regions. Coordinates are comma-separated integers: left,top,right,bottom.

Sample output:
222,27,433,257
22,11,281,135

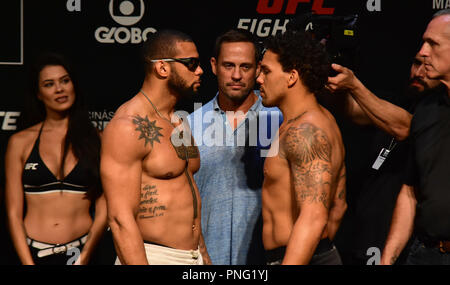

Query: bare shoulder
283,116,332,164
102,100,163,160
283,115,333,209
5,123,42,162
7,123,42,149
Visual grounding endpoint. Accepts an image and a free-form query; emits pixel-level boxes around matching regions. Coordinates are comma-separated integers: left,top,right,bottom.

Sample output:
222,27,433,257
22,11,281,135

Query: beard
407,77,428,94
168,69,198,99
405,77,445,105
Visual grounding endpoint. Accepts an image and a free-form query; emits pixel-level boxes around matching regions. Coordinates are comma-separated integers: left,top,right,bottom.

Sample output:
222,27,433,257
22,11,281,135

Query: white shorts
115,242,204,265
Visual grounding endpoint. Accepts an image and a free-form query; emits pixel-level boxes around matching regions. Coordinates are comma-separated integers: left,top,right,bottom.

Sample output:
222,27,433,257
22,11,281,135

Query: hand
327,63,358,91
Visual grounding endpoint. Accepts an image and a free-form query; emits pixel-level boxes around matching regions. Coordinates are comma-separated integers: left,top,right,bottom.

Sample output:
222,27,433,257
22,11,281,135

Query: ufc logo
25,163,38,170
256,0,334,15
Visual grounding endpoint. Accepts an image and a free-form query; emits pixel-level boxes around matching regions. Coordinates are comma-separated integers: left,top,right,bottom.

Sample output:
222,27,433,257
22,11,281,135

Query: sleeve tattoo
285,123,332,209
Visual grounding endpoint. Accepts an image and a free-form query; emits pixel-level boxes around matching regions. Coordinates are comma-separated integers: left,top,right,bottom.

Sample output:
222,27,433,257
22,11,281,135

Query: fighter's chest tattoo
132,115,163,147
133,115,199,160
137,90,198,222
170,130,199,160
169,129,199,219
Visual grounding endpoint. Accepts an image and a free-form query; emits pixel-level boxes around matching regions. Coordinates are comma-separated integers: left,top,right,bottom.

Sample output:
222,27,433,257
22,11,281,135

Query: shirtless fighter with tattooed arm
257,30,347,265
100,30,211,265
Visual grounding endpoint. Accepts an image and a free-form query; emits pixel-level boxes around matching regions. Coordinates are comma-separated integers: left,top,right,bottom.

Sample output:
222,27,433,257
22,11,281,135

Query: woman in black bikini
5,53,108,265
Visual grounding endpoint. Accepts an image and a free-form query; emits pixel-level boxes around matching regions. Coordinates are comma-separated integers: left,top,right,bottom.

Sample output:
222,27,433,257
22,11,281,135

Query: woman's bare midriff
24,192,92,244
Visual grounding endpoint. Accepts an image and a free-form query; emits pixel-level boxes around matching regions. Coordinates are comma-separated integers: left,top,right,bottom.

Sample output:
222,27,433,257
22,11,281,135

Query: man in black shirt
326,52,442,264
381,9,450,265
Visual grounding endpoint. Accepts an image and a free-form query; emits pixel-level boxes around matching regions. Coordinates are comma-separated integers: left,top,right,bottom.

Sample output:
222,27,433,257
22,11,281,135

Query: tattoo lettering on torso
284,123,332,209
132,115,163,147
138,184,166,219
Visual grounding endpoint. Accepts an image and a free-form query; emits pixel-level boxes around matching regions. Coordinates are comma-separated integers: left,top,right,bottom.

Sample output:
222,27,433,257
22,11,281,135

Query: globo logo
109,0,145,26
95,0,156,44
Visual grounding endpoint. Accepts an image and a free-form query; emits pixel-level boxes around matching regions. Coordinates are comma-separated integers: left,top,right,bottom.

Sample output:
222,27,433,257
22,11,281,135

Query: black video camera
287,13,360,70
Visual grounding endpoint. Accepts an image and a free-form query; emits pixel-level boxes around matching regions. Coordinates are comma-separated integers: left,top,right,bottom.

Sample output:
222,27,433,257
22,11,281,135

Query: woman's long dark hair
22,53,102,201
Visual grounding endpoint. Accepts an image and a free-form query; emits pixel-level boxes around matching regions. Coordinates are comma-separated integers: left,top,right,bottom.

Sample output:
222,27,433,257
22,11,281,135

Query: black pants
266,238,343,265
405,237,450,265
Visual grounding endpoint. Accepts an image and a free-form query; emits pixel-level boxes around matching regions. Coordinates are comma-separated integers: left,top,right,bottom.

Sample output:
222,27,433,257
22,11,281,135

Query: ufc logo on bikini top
25,163,39,170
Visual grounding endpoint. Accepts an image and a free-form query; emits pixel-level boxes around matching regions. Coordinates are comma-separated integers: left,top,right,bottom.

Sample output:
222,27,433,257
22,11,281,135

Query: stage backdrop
0,0,447,264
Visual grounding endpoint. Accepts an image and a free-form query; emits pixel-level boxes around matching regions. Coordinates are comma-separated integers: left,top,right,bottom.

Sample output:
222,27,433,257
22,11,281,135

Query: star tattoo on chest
132,115,163,147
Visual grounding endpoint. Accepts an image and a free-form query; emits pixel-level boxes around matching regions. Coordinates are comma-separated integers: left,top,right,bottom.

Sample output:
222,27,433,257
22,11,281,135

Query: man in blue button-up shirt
188,29,281,265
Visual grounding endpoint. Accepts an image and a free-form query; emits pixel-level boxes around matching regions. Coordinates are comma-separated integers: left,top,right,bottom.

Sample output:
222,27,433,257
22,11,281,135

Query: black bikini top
22,125,89,195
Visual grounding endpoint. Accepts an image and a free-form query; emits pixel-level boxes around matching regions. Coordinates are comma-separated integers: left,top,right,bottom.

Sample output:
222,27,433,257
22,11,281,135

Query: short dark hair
142,29,194,70
264,30,330,94
213,28,261,62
